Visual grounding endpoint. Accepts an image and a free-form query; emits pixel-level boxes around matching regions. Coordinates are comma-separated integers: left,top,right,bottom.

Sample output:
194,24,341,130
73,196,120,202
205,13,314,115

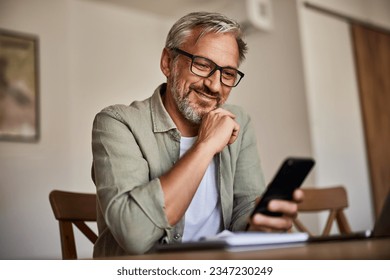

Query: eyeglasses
173,48,244,88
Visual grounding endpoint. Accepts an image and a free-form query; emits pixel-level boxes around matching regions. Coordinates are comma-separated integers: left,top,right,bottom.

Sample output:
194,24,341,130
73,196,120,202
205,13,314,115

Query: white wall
0,0,171,259
232,0,312,180
297,0,390,233
0,0,73,259
67,0,169,192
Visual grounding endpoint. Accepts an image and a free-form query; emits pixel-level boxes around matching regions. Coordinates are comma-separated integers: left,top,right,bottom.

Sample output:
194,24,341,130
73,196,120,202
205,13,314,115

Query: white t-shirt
179,136,222,242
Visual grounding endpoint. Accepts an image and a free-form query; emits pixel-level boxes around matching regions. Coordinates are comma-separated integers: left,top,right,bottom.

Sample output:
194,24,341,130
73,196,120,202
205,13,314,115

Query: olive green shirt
92,84,265,257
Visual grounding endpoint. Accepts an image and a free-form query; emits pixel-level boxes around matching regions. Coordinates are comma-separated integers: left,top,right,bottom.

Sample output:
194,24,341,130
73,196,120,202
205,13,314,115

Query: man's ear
160,48,172,78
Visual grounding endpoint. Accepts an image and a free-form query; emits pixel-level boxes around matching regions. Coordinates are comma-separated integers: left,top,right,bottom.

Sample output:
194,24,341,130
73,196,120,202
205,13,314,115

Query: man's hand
247,189,304,232
196,108,240,154
160,108,239,226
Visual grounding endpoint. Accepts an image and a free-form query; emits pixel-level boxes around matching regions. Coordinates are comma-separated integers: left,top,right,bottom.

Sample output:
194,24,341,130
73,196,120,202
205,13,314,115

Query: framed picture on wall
0,29,40,142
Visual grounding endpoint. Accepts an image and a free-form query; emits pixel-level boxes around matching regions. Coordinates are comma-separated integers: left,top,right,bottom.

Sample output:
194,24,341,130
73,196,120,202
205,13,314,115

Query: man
91,12,303,257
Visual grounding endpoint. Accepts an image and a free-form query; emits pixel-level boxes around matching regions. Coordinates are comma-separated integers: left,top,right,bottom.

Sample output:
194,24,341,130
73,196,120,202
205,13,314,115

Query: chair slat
49,190,97,259
74,221,98,244
293,186,352,236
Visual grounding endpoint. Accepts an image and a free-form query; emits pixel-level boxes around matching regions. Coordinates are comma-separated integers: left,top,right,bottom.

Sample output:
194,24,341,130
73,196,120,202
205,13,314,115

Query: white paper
203,230,309,247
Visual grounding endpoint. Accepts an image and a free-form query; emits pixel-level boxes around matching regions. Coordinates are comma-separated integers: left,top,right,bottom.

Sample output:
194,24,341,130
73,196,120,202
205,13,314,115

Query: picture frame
0,28,40,142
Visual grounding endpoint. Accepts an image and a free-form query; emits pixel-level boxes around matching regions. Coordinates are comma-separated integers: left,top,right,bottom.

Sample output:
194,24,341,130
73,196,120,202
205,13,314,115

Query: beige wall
1,0,387,259
297,0,390,233
0,0,172,259
0,0,73,259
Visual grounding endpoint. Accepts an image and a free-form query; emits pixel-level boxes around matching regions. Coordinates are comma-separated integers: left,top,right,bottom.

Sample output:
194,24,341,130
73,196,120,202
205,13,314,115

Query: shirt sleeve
229,113,266,231
92,107,172,255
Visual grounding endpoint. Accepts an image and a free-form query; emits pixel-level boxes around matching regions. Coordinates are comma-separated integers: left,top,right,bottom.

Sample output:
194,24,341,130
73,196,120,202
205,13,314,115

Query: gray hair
165,12,248,64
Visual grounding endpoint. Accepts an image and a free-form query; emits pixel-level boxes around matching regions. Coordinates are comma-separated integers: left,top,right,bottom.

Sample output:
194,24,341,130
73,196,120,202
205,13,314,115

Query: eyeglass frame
172,48,245,88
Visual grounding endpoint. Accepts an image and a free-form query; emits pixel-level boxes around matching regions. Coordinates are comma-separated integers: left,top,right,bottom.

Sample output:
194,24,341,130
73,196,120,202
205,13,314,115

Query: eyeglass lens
173,48,244,87
191,57,240,87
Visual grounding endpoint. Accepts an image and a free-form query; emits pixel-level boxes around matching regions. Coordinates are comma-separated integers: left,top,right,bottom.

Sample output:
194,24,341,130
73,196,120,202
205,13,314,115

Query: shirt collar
150,83,178,134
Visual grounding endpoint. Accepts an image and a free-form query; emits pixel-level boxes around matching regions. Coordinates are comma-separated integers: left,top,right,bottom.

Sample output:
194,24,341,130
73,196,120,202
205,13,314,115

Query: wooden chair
49,190,98,259
293,186,352,236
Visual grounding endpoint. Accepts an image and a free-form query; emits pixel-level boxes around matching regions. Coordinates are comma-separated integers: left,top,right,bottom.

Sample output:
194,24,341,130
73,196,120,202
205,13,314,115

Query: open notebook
155,231,308,252
202,230,309,252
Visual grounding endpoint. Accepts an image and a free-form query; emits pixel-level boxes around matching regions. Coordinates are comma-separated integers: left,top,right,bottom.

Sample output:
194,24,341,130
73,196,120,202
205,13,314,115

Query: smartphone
251,157,315,217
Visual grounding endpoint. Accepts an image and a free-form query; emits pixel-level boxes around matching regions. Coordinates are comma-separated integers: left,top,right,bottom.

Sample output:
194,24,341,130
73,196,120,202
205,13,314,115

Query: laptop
155,193,390,252
309,192,390,242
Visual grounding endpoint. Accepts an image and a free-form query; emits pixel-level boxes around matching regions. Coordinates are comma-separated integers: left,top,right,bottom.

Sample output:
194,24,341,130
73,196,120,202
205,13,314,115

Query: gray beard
174,92,202,124
170,75,202,125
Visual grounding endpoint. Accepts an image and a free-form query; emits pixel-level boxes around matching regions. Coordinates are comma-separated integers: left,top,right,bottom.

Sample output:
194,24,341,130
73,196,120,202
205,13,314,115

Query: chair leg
336,211,352,234
322,210,337,236
59,221,77,259
293,218,313,236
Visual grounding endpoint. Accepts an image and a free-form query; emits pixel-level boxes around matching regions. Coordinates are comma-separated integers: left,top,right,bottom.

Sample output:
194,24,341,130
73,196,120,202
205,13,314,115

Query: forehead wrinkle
181,29,239,69
193,26,237,45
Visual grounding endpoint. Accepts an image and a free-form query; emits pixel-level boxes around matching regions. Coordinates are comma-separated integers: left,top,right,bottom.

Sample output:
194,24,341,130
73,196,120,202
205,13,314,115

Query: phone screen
251,157,315,217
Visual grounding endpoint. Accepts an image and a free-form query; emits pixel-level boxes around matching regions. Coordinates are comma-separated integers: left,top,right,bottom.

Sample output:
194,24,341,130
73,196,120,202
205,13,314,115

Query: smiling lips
193,89,219,101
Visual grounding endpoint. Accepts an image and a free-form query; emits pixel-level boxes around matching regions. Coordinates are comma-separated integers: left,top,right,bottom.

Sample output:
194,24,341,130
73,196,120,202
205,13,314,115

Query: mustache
189,85,221,100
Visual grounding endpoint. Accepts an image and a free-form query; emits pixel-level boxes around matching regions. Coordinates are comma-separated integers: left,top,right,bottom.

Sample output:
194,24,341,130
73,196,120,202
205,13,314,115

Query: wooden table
111,237,390,260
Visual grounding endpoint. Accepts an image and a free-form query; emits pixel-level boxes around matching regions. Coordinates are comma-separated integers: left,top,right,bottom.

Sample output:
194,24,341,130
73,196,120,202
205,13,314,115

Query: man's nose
204,70,223,93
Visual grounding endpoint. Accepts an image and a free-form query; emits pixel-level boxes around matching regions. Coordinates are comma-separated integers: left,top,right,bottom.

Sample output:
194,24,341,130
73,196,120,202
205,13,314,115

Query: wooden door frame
351,24,390,216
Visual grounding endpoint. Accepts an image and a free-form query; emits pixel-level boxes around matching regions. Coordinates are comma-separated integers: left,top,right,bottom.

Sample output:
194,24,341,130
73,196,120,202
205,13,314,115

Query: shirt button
174,233,181,240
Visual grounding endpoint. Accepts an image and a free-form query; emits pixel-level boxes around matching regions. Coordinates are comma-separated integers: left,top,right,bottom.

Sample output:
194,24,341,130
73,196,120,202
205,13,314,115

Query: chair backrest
293,186,352,236
49,190,98,259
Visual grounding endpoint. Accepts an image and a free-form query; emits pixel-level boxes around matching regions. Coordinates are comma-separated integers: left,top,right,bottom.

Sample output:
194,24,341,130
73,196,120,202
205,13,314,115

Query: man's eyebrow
195,54,239,69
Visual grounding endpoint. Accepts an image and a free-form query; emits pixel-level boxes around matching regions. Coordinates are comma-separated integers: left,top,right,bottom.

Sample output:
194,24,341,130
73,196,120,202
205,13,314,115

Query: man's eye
193,61,211,70
222,70,237,80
